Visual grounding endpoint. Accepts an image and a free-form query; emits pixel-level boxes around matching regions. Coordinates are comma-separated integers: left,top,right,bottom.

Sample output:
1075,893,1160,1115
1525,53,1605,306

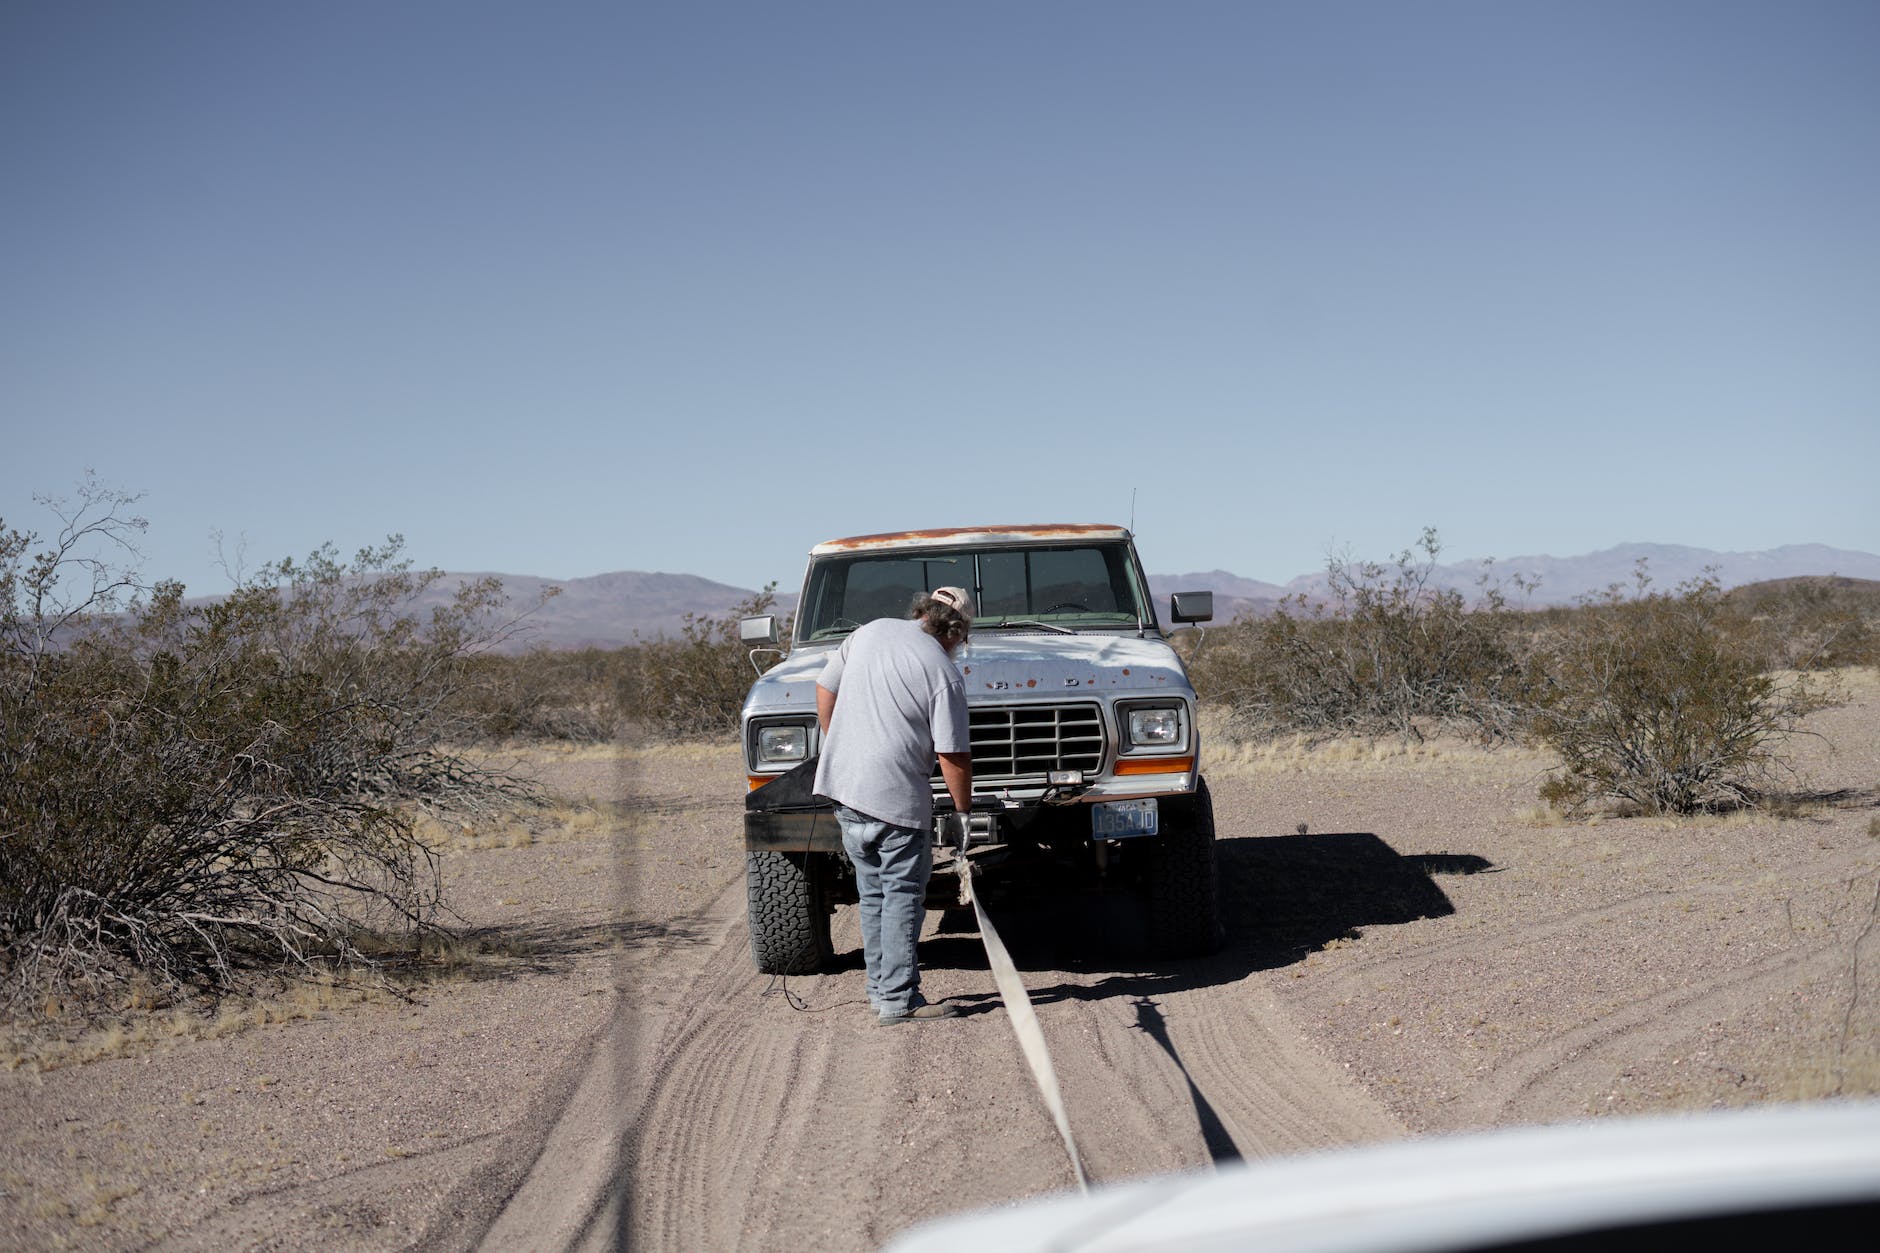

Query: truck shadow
898,835,1492,1169
916,831,1494,1001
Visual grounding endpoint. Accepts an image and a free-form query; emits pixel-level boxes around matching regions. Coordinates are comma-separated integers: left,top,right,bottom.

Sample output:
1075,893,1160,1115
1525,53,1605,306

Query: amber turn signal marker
748,776,771,791
1112,755,1194,776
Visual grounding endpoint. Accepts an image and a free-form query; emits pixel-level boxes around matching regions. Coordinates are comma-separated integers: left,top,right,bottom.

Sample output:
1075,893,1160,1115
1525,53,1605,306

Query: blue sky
6,1,1876,598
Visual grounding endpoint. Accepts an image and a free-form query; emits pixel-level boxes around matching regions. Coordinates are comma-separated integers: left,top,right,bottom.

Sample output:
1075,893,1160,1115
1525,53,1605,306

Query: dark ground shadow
914,831,1495,1008
385,917,712,986
882,832,1492,1170
1130,994,1241,1164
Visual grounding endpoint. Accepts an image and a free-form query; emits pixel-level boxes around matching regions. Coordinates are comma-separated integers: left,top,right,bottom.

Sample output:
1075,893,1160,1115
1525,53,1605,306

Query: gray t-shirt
812,618,971,830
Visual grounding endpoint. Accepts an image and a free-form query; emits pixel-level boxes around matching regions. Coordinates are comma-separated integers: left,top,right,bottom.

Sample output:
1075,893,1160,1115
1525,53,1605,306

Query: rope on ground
760,972,811,1011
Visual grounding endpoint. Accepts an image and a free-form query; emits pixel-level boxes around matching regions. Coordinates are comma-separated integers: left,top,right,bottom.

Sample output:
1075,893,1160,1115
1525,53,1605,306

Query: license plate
1091,798,1158,839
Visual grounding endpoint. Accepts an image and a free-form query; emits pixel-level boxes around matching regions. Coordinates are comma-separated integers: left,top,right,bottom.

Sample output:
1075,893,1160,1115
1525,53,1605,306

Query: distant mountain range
459,543,1880,652
1155,543,1880,623
439,570,798,652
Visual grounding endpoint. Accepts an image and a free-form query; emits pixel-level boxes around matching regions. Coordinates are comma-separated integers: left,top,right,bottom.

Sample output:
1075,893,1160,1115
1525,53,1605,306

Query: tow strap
749,764,1090,1191
953,835,1090,1192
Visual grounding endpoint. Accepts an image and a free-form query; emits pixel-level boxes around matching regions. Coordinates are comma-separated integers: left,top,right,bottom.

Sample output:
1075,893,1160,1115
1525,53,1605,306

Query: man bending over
813,586,974,1026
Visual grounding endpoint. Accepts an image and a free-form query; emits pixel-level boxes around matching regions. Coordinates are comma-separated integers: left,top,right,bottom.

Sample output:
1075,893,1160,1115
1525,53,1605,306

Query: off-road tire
746,850,834,974
1144,778,1222,958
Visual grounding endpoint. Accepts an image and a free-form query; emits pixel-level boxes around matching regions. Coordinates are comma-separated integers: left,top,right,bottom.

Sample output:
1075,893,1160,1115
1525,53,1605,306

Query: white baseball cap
931,586,975,624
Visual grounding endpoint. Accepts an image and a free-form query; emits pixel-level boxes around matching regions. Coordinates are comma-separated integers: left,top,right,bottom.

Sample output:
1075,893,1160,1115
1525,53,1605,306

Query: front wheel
1143,779,1222,958
746,851,834,974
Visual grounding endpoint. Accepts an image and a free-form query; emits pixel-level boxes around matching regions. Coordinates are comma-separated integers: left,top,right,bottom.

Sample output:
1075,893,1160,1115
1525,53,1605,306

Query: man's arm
816,683,836,734
937,751,972,815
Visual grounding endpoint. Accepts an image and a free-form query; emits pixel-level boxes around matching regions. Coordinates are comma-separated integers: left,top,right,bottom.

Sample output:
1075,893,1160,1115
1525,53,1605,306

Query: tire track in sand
604,888,1402,1251
1460,934,1875,1125
481,761,1403,1253
1284,848,1880,1132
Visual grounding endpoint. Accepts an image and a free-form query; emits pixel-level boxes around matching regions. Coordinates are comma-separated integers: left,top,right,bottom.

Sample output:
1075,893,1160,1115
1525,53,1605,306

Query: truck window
801,553,967,638
980,548,1121,617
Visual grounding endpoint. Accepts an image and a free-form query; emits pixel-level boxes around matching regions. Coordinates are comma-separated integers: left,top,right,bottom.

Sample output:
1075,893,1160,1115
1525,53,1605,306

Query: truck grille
946,703,1106,782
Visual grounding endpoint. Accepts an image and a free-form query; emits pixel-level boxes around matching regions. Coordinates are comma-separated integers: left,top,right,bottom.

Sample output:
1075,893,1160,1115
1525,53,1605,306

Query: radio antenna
1129,487,1137,534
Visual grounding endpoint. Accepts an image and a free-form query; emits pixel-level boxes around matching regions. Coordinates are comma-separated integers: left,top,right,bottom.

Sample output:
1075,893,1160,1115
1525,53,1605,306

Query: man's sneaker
877,1002,957,1027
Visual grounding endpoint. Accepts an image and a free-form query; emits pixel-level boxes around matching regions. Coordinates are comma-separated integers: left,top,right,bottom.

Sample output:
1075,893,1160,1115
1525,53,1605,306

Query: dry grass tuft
41,1170,142,1229
623,739,739,765
3,979,382,1073
416,800,611,852
411,929,541,974
467,738,735,774
1203,714,1545,780
541,804,608,840
473,739,634,767
413,811,531,852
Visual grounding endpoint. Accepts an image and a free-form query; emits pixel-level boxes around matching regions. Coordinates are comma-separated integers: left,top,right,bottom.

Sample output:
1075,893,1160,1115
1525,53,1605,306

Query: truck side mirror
1169,591,1214,624
739,615,780,645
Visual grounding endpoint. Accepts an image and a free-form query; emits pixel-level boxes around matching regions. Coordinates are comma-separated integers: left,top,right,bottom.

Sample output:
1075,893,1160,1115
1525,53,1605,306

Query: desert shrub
457,647,627,742
617,584,788,738
434,584,789,746
1724,577,1880,671
1,485,540,1005
1189,530,1528,744
1525,573,1834,815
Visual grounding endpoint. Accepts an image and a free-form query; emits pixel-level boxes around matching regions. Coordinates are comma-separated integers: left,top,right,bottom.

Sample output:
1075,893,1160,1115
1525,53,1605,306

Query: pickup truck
738,524,1219,974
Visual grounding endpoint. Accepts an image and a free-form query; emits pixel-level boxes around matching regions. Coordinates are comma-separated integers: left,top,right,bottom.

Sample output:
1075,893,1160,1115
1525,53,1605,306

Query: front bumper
745,807,844,853
743,781,1192,855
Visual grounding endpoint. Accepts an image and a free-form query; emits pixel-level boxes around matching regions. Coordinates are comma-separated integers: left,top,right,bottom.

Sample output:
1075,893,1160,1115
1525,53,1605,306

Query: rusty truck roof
809,524,1130,555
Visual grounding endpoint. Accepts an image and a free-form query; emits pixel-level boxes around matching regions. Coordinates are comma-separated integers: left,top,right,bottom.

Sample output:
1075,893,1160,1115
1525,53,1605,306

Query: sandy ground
4,674,1878,1250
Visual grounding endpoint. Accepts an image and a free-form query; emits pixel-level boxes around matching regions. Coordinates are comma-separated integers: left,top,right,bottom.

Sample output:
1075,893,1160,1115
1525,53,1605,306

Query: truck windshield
798,544,1150,641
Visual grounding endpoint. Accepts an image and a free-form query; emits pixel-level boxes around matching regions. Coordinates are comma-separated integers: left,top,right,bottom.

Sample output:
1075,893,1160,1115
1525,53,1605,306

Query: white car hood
954,632,1190,697
742,632,1192,716
887,1101,1880,1253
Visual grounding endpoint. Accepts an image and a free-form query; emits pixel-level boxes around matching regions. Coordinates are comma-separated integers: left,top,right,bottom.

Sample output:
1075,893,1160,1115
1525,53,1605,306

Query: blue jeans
834,804,931,1015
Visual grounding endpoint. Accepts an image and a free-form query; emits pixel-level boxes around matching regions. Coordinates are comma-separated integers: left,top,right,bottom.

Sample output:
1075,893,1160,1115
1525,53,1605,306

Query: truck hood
742,632,1192,716
955,632,1191,697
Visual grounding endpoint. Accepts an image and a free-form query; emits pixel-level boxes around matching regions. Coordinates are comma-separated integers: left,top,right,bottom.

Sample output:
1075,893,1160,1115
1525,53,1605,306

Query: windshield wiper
989,618,1075,635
